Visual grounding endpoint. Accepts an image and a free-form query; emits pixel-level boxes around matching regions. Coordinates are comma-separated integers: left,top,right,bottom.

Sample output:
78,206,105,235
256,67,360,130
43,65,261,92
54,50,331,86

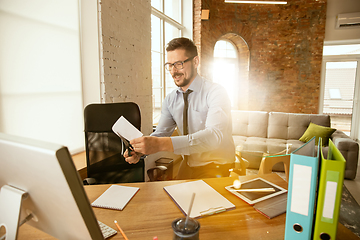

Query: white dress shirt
151,74,235,167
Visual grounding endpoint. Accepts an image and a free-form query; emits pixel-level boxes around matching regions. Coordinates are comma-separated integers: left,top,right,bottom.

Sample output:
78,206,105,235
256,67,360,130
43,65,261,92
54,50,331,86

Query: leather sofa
232,110,359,180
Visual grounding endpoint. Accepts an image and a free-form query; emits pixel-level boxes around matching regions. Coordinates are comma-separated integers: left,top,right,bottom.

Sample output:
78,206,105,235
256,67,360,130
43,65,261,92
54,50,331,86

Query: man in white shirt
125,37,235,179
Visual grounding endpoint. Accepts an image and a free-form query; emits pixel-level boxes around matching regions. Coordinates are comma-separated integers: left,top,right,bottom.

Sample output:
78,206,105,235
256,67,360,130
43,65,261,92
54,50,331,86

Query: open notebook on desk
91,185,139,210
164,180,235,219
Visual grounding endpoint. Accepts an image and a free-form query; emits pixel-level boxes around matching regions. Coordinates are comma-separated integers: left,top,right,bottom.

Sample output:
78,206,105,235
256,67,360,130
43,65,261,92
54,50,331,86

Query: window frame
212,39,240,109
320,51,360,140
151,0,192,124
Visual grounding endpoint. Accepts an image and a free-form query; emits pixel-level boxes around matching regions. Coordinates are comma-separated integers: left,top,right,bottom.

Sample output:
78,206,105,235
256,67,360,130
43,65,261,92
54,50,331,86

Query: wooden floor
344,164,360,204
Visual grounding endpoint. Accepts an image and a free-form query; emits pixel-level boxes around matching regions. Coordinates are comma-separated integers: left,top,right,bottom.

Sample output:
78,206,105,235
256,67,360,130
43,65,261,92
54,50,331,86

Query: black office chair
83,102,145,184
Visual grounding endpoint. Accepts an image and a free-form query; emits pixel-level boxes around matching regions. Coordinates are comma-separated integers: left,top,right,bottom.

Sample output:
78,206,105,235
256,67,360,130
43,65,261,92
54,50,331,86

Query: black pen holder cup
172,217,200,240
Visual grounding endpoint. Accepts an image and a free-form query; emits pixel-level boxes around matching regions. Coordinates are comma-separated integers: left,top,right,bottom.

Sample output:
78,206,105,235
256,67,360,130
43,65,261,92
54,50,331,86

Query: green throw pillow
299,122,336,146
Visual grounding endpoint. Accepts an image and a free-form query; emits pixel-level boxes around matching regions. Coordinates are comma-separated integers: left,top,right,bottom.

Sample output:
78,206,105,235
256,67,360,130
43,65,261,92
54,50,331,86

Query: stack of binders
284,137,346,240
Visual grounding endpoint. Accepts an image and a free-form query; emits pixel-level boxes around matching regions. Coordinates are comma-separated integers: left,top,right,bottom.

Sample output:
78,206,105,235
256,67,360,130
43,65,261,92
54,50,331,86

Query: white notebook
164,180,235,218
92,185,139,210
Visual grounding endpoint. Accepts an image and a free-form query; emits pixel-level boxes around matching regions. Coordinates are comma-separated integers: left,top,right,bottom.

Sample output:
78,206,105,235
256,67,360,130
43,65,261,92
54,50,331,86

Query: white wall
325,0,360,42
0,0,84,152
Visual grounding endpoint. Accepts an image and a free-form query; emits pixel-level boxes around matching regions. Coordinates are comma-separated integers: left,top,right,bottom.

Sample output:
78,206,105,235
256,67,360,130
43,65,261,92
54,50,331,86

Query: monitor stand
0,185,30,240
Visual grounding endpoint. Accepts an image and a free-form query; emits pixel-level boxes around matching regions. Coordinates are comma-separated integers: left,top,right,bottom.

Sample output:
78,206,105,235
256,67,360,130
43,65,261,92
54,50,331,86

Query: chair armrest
332,130,351,140
147,166,168,181
83,177,97,185
331,130,359,158
144,152,181,181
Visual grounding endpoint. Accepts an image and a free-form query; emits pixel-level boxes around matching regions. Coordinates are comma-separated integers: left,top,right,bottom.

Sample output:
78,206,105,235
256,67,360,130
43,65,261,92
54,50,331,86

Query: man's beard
172,66,196,88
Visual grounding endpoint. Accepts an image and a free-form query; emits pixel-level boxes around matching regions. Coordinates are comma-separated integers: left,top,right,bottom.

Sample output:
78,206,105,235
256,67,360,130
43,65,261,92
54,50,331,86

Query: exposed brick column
98,0,153,135
193,0,202,74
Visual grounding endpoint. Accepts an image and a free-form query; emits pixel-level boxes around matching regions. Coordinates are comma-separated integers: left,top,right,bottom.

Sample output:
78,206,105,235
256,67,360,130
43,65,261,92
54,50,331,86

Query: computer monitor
0,133,104,239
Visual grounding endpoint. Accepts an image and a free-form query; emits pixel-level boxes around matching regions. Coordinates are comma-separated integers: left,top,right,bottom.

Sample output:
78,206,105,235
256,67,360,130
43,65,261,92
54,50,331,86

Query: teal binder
284,137,320,240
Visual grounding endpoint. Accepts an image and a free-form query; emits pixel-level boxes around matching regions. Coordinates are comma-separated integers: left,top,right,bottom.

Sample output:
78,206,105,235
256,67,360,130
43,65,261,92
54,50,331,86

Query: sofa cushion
299,122,336,146
268,112,331,140
232,135,248,149
268,112,307,139
232,110,268,138
237,137,268,152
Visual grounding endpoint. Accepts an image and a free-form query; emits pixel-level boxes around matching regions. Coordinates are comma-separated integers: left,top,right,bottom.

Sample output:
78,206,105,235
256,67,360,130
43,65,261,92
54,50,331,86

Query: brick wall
194,0,326,113
99,0,153,134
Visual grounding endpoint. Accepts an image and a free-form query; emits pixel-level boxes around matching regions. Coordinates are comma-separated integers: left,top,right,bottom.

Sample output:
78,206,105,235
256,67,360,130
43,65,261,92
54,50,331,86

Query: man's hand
124,149,142,164
130,136,174,155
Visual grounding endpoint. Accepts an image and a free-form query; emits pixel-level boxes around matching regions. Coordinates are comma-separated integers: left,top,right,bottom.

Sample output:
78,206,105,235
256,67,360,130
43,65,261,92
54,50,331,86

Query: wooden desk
17,174,359,239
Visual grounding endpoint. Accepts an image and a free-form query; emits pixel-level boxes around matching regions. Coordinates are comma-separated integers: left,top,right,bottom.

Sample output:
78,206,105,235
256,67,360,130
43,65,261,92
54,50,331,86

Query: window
323,44,360,56
321,43,360,138
214,40,237,59
0,0,83,153
213,40,239,109
151,0,192,123
329,89,342,99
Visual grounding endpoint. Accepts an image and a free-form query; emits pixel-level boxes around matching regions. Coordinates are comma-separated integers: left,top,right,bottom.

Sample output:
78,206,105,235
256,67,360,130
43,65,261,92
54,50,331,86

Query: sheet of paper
322,181,337,220
164,180,235,219
91,185,139,210
290,164,312,216
112,116,143,141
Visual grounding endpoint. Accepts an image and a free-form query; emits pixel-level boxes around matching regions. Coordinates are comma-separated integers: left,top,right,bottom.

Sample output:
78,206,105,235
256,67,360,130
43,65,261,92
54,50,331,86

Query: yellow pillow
299,122,336,146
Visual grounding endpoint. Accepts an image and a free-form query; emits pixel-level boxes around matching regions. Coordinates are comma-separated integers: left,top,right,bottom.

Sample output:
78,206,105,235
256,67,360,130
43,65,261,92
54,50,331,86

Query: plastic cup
172,217,200,240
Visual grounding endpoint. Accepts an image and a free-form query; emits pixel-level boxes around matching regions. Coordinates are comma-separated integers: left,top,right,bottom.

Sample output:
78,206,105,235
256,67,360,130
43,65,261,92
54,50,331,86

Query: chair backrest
84,102,144,184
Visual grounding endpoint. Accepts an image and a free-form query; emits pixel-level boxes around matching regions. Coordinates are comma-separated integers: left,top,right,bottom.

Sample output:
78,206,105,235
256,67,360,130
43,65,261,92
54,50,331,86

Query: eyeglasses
164,56,196,71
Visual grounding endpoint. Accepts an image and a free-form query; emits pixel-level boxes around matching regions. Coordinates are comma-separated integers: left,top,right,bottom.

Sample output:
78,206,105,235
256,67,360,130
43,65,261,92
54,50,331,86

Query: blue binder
284,137,320,240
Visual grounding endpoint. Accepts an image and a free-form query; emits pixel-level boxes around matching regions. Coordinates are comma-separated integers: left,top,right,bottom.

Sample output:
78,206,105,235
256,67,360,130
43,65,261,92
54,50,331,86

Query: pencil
230,187,275,193
114,220,129,240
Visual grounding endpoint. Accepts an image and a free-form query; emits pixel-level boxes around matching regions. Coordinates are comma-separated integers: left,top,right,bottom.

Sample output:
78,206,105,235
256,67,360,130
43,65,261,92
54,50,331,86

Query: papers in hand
112,116,143,141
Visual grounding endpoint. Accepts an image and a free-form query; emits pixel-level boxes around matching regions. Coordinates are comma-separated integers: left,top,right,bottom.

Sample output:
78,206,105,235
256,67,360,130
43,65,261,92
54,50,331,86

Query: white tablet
225,177,287,205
